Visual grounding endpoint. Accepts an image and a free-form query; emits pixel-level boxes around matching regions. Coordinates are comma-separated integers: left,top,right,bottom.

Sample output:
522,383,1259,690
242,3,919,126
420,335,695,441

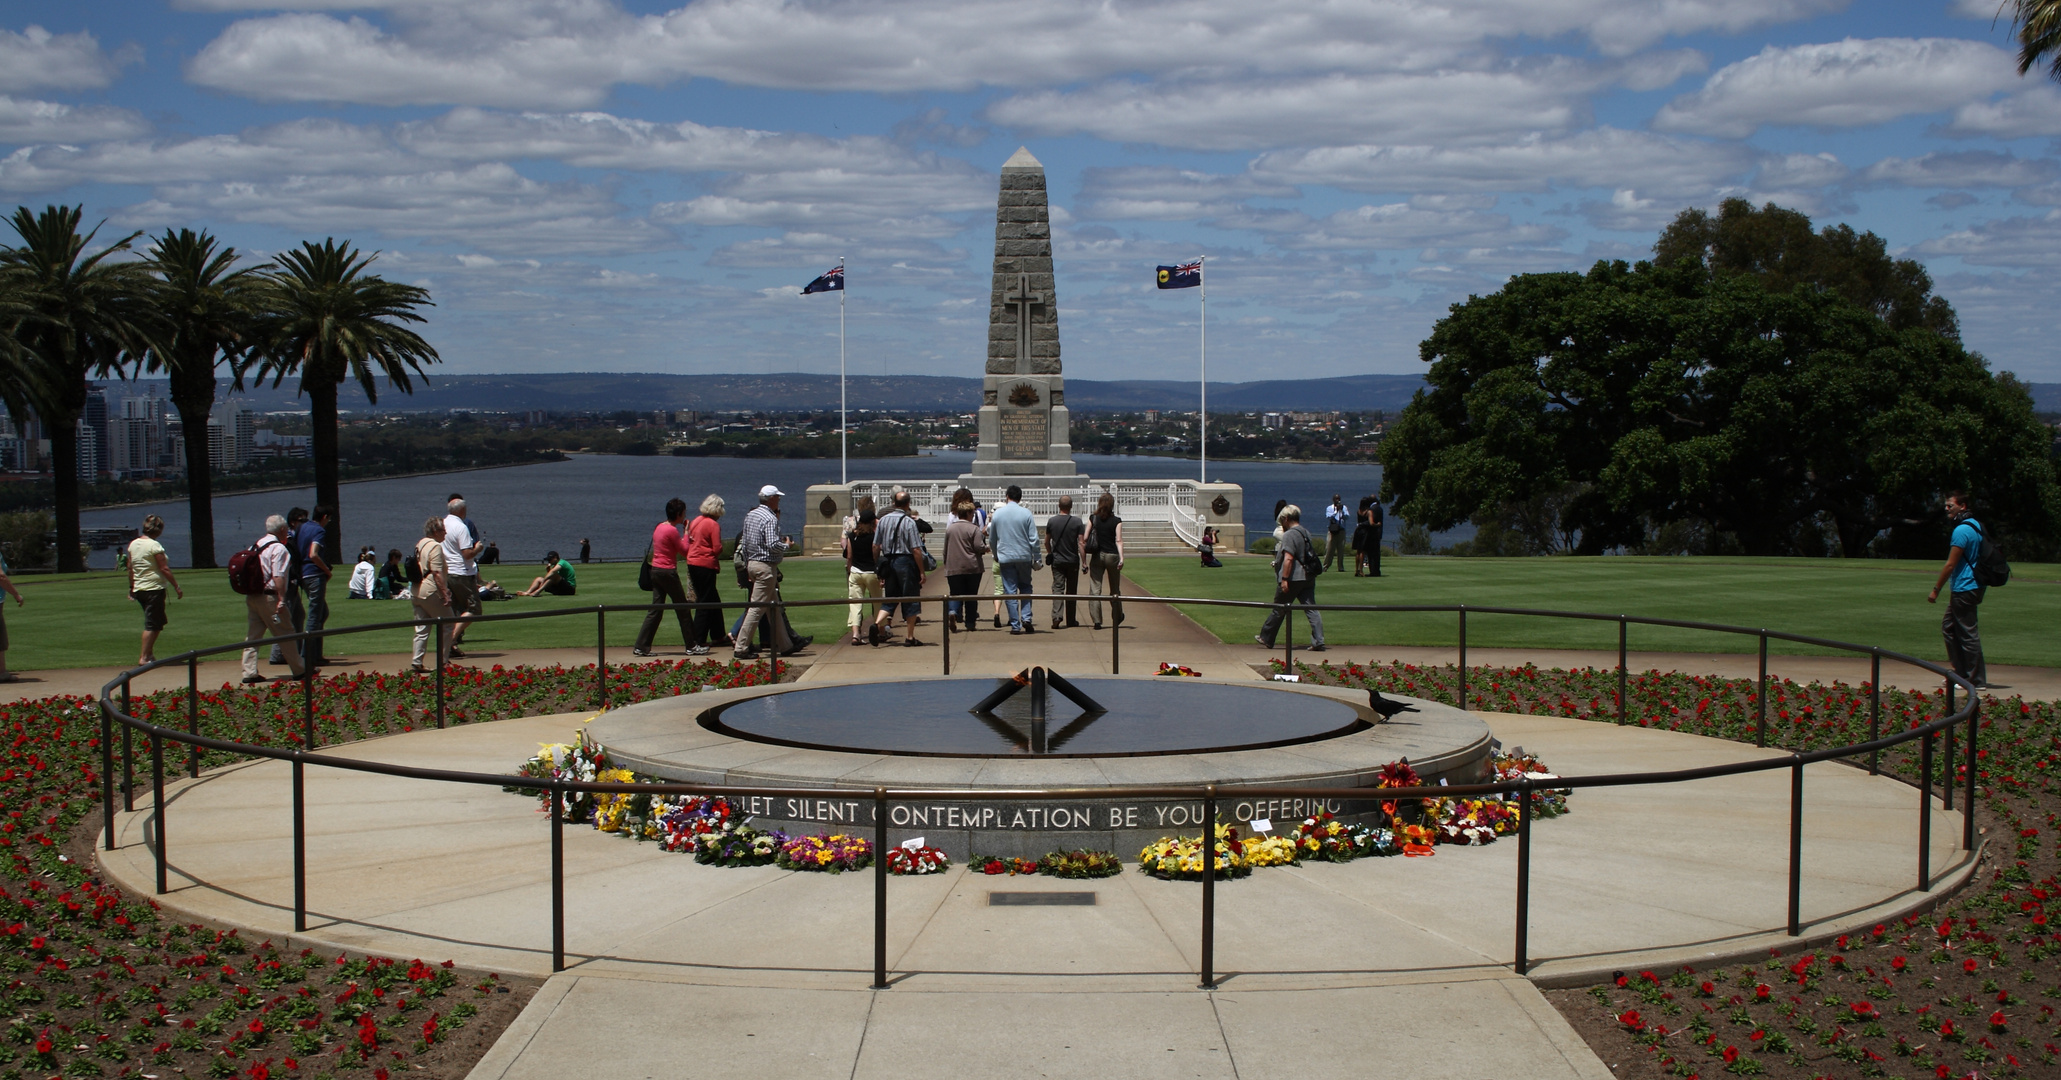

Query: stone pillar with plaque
965,147,1083,488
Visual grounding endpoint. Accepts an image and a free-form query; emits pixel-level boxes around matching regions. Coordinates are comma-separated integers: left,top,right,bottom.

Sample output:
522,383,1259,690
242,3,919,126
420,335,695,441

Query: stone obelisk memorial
964,147,1081,486
802,148,1242,555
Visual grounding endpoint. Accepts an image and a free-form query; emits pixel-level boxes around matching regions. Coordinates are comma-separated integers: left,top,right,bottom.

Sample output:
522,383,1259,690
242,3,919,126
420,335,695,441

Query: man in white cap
732,484,798,658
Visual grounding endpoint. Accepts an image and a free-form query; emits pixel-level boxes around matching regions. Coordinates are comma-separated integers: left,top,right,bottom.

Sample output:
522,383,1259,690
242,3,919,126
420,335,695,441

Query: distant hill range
117,372,1434,415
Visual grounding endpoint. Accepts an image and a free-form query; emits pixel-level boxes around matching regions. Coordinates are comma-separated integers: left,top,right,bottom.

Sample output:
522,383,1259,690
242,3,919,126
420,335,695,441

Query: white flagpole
839,256,847,485
1198,256,1207,484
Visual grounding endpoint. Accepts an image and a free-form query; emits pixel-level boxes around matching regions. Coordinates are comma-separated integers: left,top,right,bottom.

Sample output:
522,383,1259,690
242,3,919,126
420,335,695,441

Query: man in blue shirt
1323,495,1349,572
298,505,335,667
989,485,1041,634
1927,491,1988,690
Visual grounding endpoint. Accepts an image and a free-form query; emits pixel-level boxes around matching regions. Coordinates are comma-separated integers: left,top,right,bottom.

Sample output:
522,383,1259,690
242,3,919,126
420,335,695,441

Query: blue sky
4,1,2058,384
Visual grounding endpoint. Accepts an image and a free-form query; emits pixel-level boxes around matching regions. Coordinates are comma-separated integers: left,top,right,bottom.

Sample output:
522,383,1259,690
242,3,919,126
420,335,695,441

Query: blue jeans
999,561,1034,628
301,574,330,663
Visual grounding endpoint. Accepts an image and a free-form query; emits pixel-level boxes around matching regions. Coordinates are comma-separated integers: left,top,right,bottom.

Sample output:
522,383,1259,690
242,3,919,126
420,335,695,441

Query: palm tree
1,206,158,573
248,238,438,558
146,229,261,569
2011,0,2061,81
0,266,53,449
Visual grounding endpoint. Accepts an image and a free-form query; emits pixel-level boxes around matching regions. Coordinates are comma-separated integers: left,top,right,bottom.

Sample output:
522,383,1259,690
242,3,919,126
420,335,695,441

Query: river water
82,451,1465,567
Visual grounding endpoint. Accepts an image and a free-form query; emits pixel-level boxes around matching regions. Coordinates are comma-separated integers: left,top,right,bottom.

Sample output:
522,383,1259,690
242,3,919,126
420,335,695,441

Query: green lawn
3,560,861,670
1119,554,2061,668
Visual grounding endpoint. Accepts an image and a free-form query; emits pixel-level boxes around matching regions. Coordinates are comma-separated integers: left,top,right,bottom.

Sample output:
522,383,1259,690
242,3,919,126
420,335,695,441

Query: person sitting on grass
348,547,377,599
521,551,577,597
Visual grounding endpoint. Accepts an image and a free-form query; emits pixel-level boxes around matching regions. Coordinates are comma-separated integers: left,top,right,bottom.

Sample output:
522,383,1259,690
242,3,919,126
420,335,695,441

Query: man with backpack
237,516,307,684
1255,504,1325,652
1928,491,1999,691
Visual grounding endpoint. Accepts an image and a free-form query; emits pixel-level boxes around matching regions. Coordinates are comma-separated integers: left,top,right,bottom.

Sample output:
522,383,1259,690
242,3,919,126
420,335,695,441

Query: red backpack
226,540,269,595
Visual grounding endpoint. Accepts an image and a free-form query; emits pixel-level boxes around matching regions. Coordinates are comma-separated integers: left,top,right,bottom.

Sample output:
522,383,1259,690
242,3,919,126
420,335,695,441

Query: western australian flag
801,265,844,295
1156,261,1201,289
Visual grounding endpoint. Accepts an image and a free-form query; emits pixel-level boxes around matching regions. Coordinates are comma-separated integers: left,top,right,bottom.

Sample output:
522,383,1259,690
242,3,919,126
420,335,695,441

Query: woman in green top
125,514,182,665
521,551,577,597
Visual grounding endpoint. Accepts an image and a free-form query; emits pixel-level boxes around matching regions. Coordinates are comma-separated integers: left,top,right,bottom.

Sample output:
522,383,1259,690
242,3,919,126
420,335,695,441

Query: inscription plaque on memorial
999,411,1046,459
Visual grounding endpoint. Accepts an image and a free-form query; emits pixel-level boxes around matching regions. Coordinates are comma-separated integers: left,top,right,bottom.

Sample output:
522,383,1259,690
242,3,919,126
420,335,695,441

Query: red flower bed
1289,658,2061,1079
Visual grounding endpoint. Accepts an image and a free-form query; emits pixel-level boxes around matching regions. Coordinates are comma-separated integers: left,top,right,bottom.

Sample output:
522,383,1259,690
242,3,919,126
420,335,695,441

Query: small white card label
901,837,926,850
1249,818,1273,833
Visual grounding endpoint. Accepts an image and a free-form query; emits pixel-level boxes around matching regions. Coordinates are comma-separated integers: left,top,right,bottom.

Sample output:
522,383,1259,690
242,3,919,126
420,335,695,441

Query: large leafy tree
1,206,159,572
247,239,438,557
146,229,261,569
1383,245,2061,558
2010,0,2061,81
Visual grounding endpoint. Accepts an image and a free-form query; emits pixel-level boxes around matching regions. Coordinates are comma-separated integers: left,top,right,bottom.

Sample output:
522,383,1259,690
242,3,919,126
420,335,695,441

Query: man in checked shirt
732,484,800,659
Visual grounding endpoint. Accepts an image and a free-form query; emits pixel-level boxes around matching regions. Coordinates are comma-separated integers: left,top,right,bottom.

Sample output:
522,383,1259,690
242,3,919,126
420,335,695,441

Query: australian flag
1156,261,1201,289
801,264,844,295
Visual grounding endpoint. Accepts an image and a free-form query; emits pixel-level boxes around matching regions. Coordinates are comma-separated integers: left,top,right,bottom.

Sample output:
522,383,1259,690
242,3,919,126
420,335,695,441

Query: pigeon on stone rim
1368,688,1417,721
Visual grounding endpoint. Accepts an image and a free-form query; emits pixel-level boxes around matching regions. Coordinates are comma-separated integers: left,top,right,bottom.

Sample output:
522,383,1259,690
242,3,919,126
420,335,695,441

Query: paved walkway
96,709,1974,1080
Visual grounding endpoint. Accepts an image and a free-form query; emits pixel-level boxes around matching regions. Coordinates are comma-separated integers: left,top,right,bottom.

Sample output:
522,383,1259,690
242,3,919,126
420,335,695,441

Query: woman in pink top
634,497,703,656
685,494,729,649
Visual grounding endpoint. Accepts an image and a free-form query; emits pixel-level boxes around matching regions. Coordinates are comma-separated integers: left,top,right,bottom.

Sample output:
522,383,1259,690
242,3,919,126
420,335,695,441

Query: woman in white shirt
347,548,378,599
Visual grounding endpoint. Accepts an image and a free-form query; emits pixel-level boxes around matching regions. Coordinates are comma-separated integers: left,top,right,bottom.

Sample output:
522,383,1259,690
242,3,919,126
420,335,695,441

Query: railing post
1918,730,1933,892
100,701,115,851
1942,707,1955,814
1964,698,1978,852
942,599,951,676
186,656,200,779
1513,778,1532,974
1199,785,1216,989
292,757,306,932
1111,610,1120,675
873,787,889,990
1616,619,1628,725
121,680,134,813
1283,591,1293,672
434,624,447,730
1456,608,1468,711
1756,635,1768,748
1867,651,1881,776
1786,759,1803,937
550,781,565,973
152,730,166,896
595,608,607,709
302,665,316,752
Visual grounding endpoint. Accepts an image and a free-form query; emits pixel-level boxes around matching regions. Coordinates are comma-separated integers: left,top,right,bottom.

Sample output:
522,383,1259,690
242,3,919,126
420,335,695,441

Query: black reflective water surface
704,678,1366,757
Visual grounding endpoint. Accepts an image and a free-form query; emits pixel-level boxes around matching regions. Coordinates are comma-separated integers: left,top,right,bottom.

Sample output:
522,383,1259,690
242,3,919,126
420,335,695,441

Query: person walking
942,499,988,633
269,507,309,666
989,485,1040,634
733,485,796,660
1083,491,1125,629
1324,494,1349,573
125,514,181,666
442,498,484,656
686,495,729,650
1929,491,1991,691
241,516,307,684
298,505,335,666
410,517,454,673
843,502,887,646
1257,505,1325,651
1364,496,1384,577
634,498,700,656
873,490,929,647
1045,494,1083,628
0,554,22,684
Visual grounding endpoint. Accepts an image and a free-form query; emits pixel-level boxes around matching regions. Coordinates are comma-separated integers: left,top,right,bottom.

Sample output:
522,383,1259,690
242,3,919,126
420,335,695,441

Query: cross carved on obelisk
1003,272,1043,374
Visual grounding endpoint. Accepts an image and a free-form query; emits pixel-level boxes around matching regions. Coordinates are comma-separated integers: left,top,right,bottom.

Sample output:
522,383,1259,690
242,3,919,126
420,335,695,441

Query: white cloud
1254,128,1760,197
1917,210,2061,268
1860,150,2059,189
0,96,149,145
0,119,400,193
1940,84,2061,138
1074,167,1299,221
1654,38,2017,137
0,25,130,93
1216,202,1566,251
181,0,1831,107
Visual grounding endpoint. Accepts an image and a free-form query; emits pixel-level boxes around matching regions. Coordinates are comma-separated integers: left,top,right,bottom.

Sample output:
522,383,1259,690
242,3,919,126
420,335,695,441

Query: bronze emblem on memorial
1008,382,1041,407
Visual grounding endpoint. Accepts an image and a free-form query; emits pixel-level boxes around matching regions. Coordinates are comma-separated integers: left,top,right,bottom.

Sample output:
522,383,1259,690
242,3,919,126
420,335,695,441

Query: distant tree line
1381,199,2061,559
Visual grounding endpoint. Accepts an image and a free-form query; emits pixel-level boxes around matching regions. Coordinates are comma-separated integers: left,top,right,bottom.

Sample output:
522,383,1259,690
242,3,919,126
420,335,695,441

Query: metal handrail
96,589,1981,986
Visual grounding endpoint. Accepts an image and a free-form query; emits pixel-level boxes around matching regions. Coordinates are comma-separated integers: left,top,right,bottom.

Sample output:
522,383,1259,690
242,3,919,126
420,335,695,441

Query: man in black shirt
1045,495,1084,629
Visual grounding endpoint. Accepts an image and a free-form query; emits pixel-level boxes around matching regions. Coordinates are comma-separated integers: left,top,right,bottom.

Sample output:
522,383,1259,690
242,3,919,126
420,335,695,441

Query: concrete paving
94,708,1976,1080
